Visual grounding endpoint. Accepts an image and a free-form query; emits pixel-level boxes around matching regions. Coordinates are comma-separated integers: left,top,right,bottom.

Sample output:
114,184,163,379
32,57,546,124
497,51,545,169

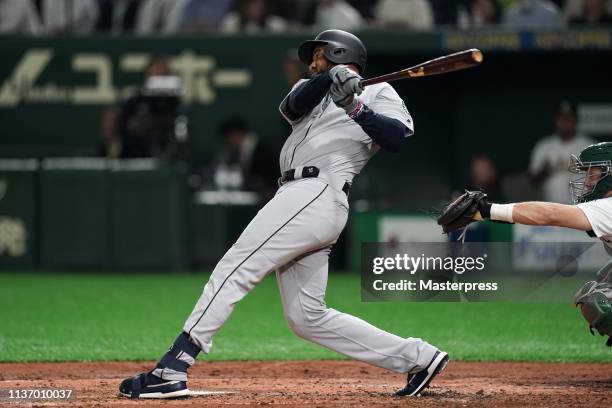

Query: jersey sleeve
367,84,414,138
577,198,612,238
279,79,309,126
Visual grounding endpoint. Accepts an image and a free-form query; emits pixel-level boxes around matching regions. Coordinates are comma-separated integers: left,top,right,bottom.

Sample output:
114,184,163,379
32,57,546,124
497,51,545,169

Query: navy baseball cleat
119,371,190,399
395,351,449,397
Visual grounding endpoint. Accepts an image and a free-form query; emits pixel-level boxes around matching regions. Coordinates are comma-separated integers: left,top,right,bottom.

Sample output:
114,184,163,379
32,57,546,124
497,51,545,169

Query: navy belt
279,166,350,196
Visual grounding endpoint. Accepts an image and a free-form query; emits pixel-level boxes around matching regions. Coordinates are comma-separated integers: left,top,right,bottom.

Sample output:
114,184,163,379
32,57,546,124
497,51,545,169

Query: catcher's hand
436,190,491,234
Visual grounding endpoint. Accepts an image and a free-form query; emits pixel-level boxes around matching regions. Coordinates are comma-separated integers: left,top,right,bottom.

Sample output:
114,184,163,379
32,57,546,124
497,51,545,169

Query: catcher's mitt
436,190,490,234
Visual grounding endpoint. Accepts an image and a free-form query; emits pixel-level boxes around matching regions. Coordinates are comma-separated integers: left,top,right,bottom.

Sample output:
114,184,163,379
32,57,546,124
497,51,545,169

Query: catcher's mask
569,142,612,204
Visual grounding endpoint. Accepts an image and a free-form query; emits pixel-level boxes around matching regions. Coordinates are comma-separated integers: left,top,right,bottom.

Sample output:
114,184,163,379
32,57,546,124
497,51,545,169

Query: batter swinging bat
359,49,483,87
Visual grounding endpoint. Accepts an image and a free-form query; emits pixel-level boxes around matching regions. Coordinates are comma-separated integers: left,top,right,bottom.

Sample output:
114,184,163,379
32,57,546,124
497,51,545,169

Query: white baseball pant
180,177,438,377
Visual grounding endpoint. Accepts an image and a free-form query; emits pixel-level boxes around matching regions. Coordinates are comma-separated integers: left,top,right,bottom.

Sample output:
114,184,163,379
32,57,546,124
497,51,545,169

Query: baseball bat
359,48,483,87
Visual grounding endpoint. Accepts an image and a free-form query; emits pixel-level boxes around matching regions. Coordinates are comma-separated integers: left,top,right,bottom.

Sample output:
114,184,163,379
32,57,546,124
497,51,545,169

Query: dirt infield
0,360,610,407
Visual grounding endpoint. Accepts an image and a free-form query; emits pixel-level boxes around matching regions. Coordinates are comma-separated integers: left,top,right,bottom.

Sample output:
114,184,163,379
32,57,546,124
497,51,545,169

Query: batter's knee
283,302,327,339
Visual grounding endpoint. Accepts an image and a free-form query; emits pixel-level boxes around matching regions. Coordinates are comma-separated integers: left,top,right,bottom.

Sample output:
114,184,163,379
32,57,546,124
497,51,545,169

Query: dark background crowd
1,0,612,36
0,0,610,272
92,49,603,205
1,0,611,205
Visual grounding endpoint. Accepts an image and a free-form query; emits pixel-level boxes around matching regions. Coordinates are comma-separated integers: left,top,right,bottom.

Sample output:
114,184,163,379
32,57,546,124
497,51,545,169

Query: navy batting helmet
298,29,367,74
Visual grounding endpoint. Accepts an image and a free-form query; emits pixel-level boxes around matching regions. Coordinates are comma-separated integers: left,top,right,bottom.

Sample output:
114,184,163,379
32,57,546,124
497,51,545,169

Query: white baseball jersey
279,80,413,184
577,197,612,249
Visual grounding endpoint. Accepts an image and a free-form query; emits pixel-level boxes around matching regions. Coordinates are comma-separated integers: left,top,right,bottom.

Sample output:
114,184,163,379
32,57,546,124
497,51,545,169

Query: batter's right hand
329,65,363,96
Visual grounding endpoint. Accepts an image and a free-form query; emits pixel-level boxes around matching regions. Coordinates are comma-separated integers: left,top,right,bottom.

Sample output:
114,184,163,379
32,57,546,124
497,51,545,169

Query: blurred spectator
281,50,308,89
468,0,503,28
564,0,584,19
313,0,364,31
529,101,596,203
33,0,99,34
280,49,308,136
470,155,505,201
136,0,189,34
98,107,122,159
374,0,434,30
270,0,314,24
210,117,278,199
117,55,190,160
563,0,612,22
96,0,142,34
568,0,612,25
179,0,232,34
0,0,43,35
430,0,472,26
220,0,288,34
346,0,378,20
503,0,563,30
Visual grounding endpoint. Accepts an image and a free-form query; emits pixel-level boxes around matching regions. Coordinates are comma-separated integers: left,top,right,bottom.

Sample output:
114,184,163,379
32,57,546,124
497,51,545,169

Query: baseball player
438,141,612,346
119,29,448,399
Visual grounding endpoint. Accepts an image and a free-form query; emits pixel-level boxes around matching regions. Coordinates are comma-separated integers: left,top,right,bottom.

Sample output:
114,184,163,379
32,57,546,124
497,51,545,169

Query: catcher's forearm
512,202,561,225
486,201,592,231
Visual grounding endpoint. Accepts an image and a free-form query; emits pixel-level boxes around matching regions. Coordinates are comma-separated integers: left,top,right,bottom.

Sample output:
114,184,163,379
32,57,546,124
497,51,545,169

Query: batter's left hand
330,83,359,113
329,65,363,96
